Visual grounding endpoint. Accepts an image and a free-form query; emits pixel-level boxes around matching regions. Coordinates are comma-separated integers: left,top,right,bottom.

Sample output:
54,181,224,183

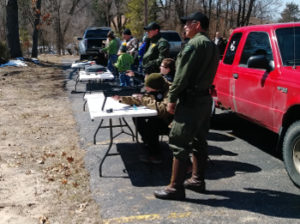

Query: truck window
85,29,109,38
239,32,273,67
223,33,242,65
276,27,300,66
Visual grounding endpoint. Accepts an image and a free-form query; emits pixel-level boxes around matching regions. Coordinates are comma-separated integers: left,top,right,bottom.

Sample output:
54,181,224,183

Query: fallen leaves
67,156,74,163
75,202,88,213
39,215,49,224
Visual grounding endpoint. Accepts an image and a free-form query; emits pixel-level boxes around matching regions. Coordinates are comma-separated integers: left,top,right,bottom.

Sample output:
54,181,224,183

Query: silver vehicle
77,27,111,61
160,30,182,58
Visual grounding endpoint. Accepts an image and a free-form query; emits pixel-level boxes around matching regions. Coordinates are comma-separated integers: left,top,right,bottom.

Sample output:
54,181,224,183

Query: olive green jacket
169,32,219,103
119,93,172,125
102,38,118,56
142,33,169,74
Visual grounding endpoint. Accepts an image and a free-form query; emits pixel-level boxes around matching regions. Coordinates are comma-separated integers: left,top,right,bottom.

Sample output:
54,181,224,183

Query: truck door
215,33,243,110
233,31,275,129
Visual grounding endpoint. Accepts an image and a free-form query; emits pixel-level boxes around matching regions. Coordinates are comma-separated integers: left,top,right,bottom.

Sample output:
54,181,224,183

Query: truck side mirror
247,55,273,72
77,37,83,41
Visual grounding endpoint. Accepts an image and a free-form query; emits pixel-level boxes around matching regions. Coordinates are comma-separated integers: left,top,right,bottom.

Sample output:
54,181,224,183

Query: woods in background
1,0,299,59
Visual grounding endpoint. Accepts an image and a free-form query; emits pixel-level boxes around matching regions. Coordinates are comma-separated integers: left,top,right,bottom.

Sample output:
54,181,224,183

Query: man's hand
132,94,143,100
112,95,120,101
126,70,135,77
167,102,176,114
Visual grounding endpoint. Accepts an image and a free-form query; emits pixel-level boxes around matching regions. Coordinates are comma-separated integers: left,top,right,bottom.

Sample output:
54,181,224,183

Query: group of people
109,11,220,201
100,22,174,86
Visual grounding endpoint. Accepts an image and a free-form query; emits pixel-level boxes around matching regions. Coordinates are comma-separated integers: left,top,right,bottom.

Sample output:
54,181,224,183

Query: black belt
185,89,210,97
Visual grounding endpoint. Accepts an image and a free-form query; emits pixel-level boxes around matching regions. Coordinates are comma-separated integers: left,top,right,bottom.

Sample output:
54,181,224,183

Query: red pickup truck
212,22,300,187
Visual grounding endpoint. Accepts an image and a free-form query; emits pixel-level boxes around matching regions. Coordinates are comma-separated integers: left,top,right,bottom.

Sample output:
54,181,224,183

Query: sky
273,0,300,20
280,0,300,10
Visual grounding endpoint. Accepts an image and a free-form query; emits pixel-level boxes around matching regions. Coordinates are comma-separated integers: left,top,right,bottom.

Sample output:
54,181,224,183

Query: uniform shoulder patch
158,40,168,47
182,45,194,54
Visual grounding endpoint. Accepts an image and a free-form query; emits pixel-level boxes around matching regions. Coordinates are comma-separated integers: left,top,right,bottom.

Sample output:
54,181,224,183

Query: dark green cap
145,73,165,90
144,22,160,31
180,12,209,30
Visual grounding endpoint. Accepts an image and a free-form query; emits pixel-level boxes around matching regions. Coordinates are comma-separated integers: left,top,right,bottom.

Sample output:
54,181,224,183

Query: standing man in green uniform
154,12,219,200
143,22,169,76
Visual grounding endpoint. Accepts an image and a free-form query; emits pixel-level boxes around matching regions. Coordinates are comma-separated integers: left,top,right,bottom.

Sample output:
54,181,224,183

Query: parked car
77,27,111,62
160,30,182,58
212,22,300,187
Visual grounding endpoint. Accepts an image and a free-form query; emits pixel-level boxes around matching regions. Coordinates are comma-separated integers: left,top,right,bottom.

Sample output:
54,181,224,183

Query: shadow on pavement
206,159,261,180
208,145,238,156
114,143,260,186
207,131,236,142
211,111,280,158
185,188,300,219
116,143,172,187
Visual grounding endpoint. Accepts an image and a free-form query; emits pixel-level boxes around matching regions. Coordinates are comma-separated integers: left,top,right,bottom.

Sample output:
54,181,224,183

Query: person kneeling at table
113,73,172,163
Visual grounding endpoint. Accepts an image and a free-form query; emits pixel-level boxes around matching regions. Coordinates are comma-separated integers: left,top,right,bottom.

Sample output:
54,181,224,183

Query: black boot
184,152,206,193
154,158,187,200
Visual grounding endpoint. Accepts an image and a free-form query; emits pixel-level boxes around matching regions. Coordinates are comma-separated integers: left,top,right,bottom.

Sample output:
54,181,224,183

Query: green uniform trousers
169,95,212,160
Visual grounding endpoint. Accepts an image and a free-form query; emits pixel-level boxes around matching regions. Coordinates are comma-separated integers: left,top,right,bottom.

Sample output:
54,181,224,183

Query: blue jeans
107,54,118,77
119,72,131,86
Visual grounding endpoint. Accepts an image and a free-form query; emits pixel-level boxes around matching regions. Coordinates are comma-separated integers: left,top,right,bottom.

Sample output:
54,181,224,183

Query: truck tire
282,121,300,187
211,99,216,117
80,54,86,61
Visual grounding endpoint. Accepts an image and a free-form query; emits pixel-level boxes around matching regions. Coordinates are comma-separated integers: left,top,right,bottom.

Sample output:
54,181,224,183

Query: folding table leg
83,100,87,111
133,117,139,143
74,75,79,91
99,119,113,177
122,118,135,141
93,119,104,144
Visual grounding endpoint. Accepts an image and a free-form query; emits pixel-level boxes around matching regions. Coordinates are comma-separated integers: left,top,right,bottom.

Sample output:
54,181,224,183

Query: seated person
126,57,175,86
160,58,175,83
113,73,172,163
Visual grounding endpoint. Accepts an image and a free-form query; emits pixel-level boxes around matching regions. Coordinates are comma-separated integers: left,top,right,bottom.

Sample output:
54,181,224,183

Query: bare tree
31,0,42,58
111,0,128,35
45,0,87,55
6,0,22,58
236,0,255,26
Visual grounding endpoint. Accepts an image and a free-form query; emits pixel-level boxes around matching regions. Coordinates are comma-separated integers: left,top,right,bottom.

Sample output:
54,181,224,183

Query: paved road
64,64,300,224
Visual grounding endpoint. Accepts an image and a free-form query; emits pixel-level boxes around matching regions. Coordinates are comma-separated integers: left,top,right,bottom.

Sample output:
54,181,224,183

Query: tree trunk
224,0,230,37
241,0,246,26
215,0,222,33
6,0,22,58
201,0,207,15
237,0,242,26
31,0,42,58
245,0,255,25
144,0,148,26
175,0,185,21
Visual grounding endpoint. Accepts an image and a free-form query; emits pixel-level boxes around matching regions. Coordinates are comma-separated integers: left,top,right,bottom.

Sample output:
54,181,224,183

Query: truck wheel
80,54,86,61
282,121,300,187
211,99,216,116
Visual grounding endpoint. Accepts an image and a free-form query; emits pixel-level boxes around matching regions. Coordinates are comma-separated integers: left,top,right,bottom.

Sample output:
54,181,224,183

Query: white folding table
86,94,158,176
74,70,114,92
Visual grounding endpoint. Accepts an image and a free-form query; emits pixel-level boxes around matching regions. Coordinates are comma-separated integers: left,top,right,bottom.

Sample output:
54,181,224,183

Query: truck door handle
233,73,238,79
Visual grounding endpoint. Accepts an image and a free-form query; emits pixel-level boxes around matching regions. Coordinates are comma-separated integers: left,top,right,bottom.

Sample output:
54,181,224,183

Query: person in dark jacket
154,12,219,200
143,22,170,76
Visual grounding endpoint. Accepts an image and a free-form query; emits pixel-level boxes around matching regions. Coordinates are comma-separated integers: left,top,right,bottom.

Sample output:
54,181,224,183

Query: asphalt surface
64,62,300,224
